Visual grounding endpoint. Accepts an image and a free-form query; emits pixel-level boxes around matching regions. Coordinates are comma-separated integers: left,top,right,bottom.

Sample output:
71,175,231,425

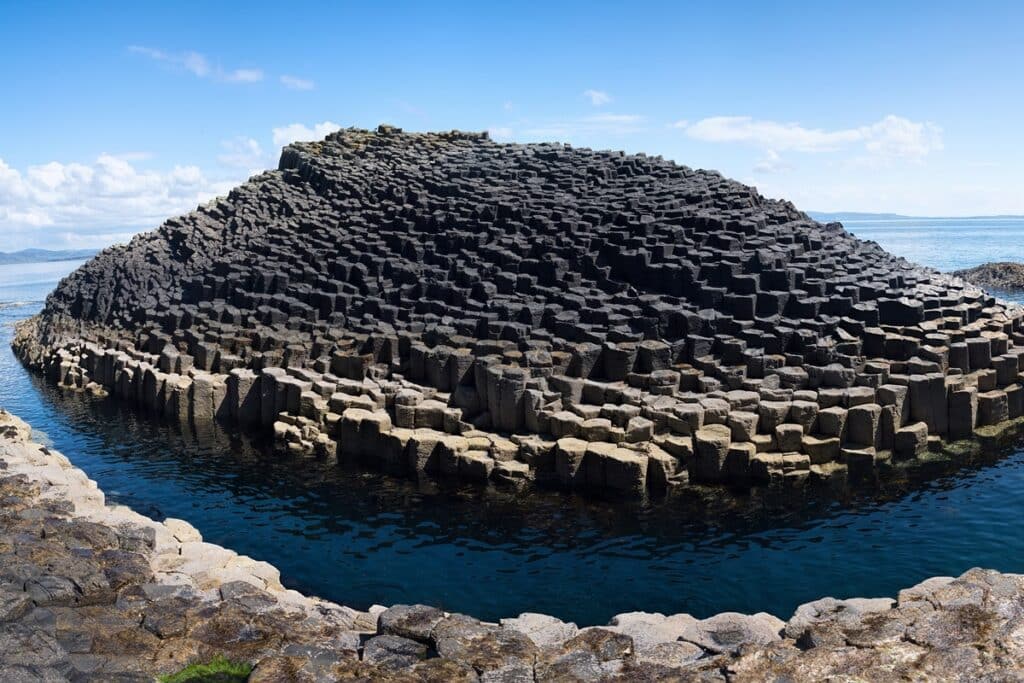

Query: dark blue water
2,226,1024,626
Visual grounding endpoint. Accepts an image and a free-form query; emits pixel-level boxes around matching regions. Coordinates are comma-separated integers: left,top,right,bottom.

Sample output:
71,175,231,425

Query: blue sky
3,1,1023,250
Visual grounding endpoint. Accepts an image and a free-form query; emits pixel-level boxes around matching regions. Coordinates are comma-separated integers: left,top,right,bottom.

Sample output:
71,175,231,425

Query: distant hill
0,249,97,265
810,212,912,222
810,211,1024,222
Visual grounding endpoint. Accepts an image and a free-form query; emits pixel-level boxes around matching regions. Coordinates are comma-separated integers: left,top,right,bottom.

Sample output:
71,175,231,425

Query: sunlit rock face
2,408,1024,680
18,125,1024,495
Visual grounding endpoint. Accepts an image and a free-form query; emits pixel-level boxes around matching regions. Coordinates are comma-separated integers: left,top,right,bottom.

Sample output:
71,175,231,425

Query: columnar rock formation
2,409,1023,680
15,126,1024,497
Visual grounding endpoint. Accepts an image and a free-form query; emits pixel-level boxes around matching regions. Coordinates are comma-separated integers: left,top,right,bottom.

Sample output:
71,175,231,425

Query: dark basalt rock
15,126,1024,497
954,261,1024,291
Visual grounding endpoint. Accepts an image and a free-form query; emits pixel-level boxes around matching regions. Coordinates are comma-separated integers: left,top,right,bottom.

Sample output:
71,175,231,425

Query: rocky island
13,126,1024,498
954,261,1024,291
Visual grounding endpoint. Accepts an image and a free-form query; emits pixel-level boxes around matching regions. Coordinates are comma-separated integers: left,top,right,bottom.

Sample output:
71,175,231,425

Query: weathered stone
362,634,428,669
554,437,588,487
948,387,978,439
607,611,698,652
894,422,928,459
727,411,759,441
684,612,784,654
692,424,732,483
978,390,1009,426
846,403,882,448
378,604,445,642
801,435,840,464
433,613,539,673
563,627,634,661
908,373,948,435
500,612,578,650
774,423,803,451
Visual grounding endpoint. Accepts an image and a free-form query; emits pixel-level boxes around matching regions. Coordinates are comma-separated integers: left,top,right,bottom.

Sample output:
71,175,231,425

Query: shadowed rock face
954,261,1024,291
18,126,1024,496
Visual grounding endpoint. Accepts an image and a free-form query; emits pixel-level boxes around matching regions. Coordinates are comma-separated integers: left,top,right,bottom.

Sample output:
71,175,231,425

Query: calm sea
839,216,1024,275
1,221,1023,625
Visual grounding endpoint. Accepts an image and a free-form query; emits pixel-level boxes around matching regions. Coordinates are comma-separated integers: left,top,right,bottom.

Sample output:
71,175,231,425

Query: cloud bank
681,114,943,159
1,121,350,250
0,154,237,249
271,121,342,147
0,111,960,252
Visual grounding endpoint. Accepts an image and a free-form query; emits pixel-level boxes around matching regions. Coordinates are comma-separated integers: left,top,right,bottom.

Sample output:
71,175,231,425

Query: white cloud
862,115,944,158
271,121,342,147
218,137,266,169
684,116,861,152
0,119,361,250
57,230,140,249
583,89,611,106
752,149,790,174
227,68,264,83
669,119,689,129
682,114,943,159
0,154,242,250
180,51,211,78
129,45,263,84
487,127,514,141
586,113,642,124
397,101,425,117
519,113,647,139
280,75,315,90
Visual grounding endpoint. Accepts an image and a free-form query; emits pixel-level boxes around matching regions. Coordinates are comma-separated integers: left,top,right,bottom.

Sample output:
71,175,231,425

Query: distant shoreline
0,248,98,266
810,211,1024,222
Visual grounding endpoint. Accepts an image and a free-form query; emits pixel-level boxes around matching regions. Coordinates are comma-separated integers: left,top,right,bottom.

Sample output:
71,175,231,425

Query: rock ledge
1,407,1023,680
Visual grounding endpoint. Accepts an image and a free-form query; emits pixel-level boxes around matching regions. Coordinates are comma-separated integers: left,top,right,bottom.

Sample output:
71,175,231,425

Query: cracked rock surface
1,408,1023,680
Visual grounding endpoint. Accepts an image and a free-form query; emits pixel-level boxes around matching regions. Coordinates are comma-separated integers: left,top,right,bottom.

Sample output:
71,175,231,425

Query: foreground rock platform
14,126,1024,498
2,407,1024,681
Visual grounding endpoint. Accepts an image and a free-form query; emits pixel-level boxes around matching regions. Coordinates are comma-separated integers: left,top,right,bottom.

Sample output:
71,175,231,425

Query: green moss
158,655,252,683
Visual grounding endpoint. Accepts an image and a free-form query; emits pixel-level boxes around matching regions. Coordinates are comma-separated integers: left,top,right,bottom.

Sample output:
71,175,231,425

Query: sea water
840,216,1024,274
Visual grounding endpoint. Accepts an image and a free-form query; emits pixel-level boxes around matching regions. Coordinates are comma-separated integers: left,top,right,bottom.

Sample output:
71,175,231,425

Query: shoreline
16,313,1024,505
2,406,1023,679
